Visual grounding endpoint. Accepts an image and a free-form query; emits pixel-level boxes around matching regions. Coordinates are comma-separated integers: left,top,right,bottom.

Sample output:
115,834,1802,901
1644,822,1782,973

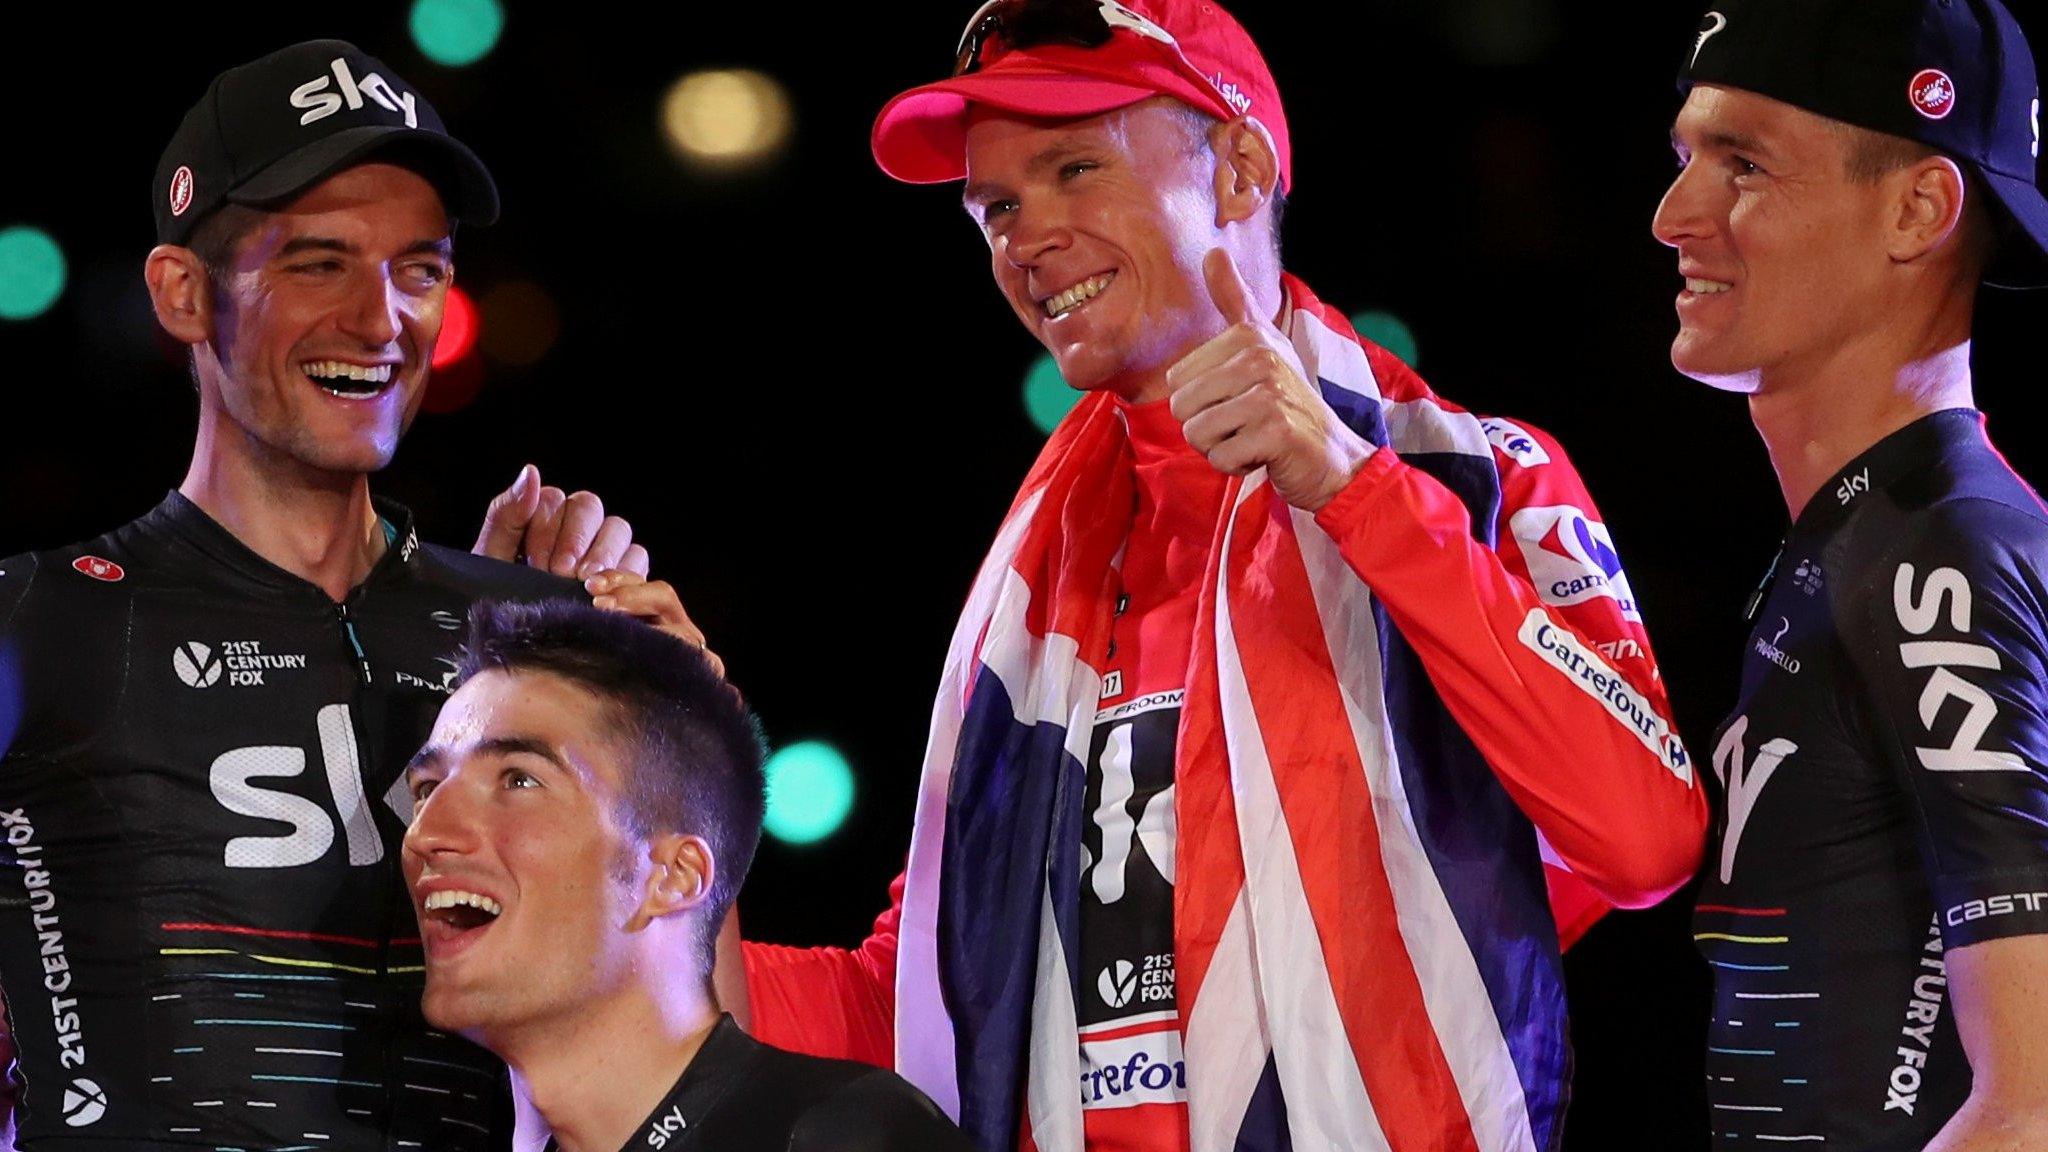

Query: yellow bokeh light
662,69,793,167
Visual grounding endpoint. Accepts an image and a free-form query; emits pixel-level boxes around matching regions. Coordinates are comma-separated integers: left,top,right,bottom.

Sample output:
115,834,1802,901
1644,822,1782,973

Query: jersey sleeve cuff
1311,447,1404,537
1935,871,2048,949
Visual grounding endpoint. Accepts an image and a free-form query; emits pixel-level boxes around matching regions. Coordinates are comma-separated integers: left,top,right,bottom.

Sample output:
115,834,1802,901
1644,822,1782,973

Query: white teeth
302,360,394,384
424,890,502,918
1043,273,1116,318
1686,278,1732,295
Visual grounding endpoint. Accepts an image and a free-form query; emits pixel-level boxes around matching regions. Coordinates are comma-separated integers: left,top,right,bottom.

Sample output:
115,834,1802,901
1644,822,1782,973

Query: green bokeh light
1022,353,1080,435
0,227,66,322
409,0,505,67
1349,310,1420,368
763,741,856,847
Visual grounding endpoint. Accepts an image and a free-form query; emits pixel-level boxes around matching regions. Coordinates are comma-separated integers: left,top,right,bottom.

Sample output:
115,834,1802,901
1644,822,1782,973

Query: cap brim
872,67,1164,185
1979,166,2048,290
227,125,500,227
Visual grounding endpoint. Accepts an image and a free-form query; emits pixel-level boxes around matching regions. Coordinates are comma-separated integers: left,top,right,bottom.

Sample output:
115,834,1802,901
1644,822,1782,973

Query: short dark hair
456,598,766,971
187,202,269,287
1833,122,1999,272
1163,102,1286,262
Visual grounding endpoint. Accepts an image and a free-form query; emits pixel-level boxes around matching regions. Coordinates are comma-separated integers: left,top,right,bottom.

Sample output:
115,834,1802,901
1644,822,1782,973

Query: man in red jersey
729,2,1709,1150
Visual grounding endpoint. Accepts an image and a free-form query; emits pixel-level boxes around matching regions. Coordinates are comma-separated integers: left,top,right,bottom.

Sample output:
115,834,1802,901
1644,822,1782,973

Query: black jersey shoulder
1820,410,2048,630
410,541,585,605
665,1019,969,1152
785,1064,973,1152
1821,411,2048,948
0,548,40,631
0,504,178,759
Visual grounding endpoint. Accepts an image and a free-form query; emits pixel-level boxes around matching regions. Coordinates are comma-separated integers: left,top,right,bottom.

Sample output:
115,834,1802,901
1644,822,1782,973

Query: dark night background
5,2,2045,1148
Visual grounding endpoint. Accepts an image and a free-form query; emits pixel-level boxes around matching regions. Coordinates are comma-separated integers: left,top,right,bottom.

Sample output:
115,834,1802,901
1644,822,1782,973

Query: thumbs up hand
1166,248,1375,512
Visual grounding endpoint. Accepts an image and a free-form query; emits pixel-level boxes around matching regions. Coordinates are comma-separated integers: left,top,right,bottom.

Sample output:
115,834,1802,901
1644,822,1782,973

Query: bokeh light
763,741,856,847
1349,310,1420,367
433,284,480,368
0,227,67,322
1023,353,1080,435
478,281,561,366
409,0,505,67
662,69,794,168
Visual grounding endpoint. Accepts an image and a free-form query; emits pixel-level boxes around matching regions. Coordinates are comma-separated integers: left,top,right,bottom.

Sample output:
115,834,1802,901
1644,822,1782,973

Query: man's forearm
1924,1096,2048,1152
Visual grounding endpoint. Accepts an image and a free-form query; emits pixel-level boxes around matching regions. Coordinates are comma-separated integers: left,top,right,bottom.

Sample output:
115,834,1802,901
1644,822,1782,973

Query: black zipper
336,601,373,686
1744,536,1789,624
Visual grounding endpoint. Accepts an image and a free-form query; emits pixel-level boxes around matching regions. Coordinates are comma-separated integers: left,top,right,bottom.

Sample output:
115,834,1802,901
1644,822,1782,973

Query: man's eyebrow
963,135,1104,208
277,236,358,258
1672,125,1776,160
400,237,455,259
474,735,574,775
275,236,453,260
404,736,575,778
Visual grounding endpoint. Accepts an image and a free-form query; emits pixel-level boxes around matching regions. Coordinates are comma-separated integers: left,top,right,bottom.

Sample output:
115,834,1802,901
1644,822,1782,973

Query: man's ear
146,245,213,348
638,834,714,922
1210,114,1281,228
1886,155,1971,266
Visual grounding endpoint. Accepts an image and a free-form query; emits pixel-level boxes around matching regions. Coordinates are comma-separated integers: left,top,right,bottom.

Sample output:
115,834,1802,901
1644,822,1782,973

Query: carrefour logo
1519,612,1691,783
1510,505,1641,622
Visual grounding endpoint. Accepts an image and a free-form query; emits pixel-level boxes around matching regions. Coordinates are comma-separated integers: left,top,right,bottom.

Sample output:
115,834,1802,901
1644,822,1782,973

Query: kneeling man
400,599,969,1152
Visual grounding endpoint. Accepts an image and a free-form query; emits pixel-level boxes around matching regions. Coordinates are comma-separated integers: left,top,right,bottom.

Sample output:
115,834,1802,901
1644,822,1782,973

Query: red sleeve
740,871,903,1068
1312,410,1708,911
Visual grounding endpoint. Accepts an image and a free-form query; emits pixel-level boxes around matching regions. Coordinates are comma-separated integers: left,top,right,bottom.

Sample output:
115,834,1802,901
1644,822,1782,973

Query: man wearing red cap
734,2,1708,1150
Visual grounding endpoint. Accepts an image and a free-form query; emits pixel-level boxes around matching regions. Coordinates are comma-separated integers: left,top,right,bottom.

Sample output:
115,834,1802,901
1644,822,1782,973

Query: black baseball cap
152,39,499,247
1680,0,2048,288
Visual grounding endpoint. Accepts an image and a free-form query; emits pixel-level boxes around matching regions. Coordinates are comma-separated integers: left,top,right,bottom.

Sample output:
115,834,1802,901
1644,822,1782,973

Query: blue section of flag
1231,1054,1295,1151
941,664,1085,1149
1380,622,1569,1150
1374,438,1568,1149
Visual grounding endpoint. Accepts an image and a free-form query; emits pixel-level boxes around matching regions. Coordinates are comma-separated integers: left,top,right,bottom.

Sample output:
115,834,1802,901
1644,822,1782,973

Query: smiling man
730,2,1709,1150
1657,0,2048,1148
403,600,968,1152
0,39,660,1149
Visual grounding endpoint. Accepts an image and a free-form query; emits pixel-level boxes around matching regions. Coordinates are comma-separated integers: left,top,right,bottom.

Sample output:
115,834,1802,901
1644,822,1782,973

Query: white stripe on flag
897,487,1046,1116
1026,883,1085,1152
1383,399,1492,459
1183,889,1271,1152
1292,311,1382,405
1292,507,1541,1152
1211,474,1390,1152
1292,307,1490,463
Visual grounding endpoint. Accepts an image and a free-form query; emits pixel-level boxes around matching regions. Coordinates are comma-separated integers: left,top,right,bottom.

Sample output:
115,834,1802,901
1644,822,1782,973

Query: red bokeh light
432,285,480,368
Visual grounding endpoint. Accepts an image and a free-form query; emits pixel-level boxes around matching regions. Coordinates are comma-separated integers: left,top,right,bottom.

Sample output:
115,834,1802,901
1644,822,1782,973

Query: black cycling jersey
542,1015,969,1152
1697,409,2048,1150
0,491,577,1150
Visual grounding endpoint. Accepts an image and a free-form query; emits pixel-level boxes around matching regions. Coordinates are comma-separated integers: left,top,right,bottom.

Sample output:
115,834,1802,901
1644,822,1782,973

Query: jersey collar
542,1014,751,1152
1794,408,1986,538
145,489,424,598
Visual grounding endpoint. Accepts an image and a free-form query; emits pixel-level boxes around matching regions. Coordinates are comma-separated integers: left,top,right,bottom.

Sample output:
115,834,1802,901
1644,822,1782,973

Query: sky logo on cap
1911,69,1956,120
169,166,195,217
290,57,419,129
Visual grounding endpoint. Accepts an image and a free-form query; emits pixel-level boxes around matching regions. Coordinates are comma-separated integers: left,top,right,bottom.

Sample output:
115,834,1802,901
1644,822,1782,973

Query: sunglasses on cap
951,0,1247,127
952,0,1182,74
